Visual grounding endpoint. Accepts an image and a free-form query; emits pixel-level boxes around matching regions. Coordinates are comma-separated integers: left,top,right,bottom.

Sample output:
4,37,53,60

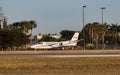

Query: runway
38,54,120,58
0,54,120,58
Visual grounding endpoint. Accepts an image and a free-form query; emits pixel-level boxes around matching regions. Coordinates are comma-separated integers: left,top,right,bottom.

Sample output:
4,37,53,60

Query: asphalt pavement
0,54,120,58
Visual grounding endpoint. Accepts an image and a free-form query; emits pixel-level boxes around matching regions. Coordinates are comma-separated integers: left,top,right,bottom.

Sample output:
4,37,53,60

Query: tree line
0,20,37,50
56,22,120,49
0,20,120,50
81,22,120,49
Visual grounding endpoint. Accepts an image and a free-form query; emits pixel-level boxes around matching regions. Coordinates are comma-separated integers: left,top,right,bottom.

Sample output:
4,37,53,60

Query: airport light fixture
101,7,106,24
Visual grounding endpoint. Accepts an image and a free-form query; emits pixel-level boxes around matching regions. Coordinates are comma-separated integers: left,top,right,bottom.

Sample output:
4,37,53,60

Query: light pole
82,6,87,50
101,7,106,50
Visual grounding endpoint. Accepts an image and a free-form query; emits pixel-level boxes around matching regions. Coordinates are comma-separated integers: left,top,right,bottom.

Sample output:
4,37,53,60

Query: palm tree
92,22,101,49
107,24,119,49
83,22,108,49
21,21,30,34
29,20,37,35
10,21,37,35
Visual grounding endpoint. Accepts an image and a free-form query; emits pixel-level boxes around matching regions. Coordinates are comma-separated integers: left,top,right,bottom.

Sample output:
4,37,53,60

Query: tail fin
71,32,79,41
62,32,79,47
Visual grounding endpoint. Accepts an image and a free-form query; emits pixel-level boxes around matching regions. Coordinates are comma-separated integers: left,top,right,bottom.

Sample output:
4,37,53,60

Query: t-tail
65,32,79,46
71,32,79,42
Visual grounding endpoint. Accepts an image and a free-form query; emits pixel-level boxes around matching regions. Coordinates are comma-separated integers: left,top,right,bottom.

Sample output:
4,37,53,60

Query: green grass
0,57,120,75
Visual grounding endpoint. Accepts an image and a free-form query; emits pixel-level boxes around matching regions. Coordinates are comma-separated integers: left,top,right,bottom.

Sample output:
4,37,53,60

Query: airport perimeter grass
0,57,120,75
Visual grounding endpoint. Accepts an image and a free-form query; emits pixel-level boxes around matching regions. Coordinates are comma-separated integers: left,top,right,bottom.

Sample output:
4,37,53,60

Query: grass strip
0,57,120,75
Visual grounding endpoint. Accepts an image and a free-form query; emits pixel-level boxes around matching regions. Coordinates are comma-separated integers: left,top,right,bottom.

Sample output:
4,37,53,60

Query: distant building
31,34,43,44
32,33,60,44
36,34,43,40
49,33,60,39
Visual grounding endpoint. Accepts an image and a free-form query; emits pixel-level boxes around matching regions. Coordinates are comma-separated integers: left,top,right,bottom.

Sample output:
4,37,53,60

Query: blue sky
0,0,120,34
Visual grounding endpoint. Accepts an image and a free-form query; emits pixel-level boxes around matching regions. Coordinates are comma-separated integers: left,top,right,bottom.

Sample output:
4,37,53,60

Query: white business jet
30,32,80,50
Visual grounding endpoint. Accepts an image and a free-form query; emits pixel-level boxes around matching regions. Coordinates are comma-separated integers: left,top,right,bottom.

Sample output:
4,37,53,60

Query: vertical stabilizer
71,32,79,41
